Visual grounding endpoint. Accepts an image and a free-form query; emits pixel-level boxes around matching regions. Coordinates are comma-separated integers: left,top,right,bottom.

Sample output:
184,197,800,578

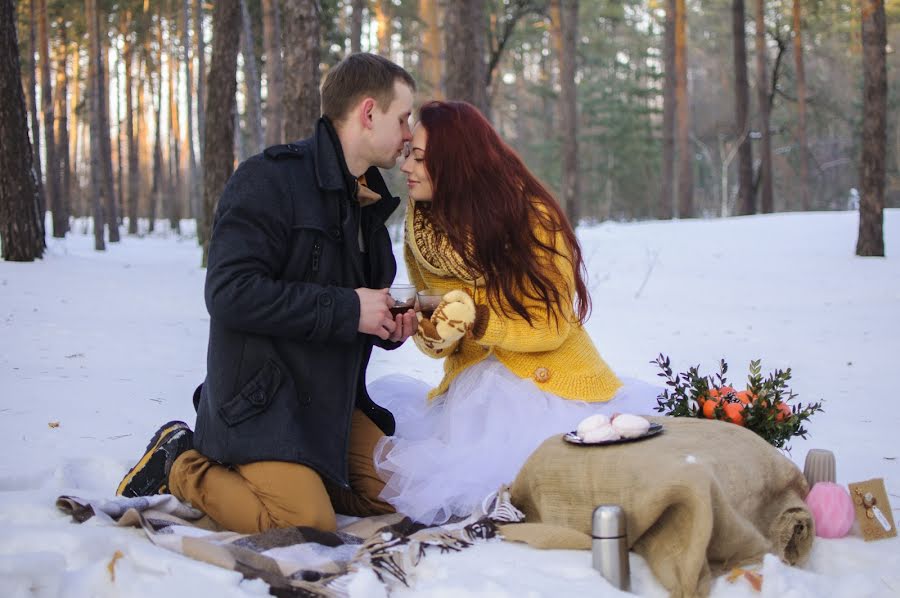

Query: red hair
417,100,590,325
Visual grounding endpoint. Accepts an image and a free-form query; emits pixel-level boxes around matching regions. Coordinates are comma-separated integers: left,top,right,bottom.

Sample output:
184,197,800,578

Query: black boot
116,421,194,497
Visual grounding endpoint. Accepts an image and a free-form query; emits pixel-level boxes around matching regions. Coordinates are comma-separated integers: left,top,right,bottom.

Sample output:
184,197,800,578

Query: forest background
0,0,898,262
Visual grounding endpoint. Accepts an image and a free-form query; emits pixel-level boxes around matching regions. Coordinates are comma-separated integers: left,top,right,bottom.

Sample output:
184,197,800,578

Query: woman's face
400,123,434,202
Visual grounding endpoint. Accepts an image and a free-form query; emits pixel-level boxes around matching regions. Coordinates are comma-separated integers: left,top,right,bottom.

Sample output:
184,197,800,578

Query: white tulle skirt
369,357,662,526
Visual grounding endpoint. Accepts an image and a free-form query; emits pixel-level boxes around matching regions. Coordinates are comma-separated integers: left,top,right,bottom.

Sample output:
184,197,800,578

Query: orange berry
702,399,720,419
735,390,755,405
723,402,746,426
776,403,793,422
708,386,735,401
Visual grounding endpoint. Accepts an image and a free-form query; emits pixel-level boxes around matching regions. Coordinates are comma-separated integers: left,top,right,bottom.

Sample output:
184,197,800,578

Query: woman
369,101,658,525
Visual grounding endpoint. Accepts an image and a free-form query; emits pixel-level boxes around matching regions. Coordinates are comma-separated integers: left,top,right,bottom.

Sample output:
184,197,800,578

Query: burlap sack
503,417,813,597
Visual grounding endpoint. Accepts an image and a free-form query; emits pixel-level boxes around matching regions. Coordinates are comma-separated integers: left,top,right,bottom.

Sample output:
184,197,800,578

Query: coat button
329,225,343,240
533,367,551,383
320,295,333,306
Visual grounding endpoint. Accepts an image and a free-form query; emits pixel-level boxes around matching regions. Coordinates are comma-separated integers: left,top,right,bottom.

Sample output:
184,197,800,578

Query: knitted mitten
413,290,477,356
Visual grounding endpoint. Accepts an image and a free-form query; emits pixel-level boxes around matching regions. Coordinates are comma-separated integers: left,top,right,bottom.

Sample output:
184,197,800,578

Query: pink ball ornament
805,482,855,539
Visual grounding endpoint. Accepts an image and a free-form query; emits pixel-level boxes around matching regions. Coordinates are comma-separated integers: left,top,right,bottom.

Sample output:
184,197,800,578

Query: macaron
581,424,619,443
611,414,650,439
576,414,611,438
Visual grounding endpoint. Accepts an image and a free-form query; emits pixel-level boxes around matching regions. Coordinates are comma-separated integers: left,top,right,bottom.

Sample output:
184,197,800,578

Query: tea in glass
388,284,416,317
417,289,443,319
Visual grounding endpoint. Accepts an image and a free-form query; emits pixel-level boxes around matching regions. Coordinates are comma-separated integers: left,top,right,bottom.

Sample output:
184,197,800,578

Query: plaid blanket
56,491,522,597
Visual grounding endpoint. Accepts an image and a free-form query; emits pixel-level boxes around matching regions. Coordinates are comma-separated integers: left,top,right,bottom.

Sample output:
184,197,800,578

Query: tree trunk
233,109,245,166
97,19,119,242
139,29,153,222
373,0,390,56
792,0,809,211
70,43,81,215
25,0,46,231
37,0,60,236
659,0,675,220
350,0,364,54
733,0,754,216
183,0,198,223
136,55,148,230
194,0,205,165
114,36,124,223
675,0,693,217
86,0,106,250
194,0,206,243
150,14,164,234
123,13,139,234
444,0,489,118
0,0,45,261
239,0,263,155
419,0,442,99
539,35,553,142
856,0,886,256
262,0,283,146
281,0,319,141
168,13,182,234
202,0,241,265
150,74,162,234
53,22,70,234
553,0,579,224
753,0,773,214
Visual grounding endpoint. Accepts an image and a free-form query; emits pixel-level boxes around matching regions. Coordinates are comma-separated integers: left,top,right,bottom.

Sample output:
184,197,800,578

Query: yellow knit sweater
405,201,622,402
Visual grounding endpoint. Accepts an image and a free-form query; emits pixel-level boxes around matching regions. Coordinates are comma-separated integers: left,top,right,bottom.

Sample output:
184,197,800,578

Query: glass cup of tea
416,289,444,320
388,284,417,317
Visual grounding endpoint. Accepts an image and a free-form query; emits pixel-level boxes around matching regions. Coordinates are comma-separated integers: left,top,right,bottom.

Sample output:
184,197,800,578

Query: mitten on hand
413,290,477,357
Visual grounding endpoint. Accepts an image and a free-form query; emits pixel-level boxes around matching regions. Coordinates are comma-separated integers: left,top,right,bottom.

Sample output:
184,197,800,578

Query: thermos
592,505,631,592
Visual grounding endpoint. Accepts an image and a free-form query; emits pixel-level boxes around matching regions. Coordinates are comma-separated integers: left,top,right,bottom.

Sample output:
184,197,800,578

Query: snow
2,210,899,597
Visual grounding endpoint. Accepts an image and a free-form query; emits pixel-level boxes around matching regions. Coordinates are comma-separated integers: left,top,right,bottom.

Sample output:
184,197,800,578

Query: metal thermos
592,505,631,592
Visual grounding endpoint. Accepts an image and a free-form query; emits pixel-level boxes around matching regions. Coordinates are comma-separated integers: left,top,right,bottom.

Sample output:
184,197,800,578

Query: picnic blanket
502,416,814,598
56,491,522,597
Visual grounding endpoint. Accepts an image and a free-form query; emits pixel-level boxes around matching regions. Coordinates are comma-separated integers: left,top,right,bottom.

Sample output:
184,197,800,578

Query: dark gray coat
192,118,401,487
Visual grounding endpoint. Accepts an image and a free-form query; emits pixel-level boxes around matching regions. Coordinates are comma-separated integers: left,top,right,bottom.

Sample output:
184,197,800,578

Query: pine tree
0,0,45,260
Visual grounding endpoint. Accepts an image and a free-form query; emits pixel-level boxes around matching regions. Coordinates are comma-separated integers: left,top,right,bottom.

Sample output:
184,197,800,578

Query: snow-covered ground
1,210,898,597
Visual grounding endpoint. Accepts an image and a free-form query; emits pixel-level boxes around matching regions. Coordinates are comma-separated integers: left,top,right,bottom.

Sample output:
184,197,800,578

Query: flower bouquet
652,354,824,450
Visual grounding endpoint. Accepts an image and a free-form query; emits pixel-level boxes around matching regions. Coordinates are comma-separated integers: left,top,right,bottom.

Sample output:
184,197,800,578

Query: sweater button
533,367,551,383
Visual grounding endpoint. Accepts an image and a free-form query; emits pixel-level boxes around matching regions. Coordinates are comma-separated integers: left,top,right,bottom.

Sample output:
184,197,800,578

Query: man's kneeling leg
169,451,337,534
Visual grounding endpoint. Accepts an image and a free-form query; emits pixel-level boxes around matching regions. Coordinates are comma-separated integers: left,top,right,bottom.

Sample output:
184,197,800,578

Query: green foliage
496,0,664,220
577,1,662,219
319,0,347,67
16,0,898,219
653,354,824,450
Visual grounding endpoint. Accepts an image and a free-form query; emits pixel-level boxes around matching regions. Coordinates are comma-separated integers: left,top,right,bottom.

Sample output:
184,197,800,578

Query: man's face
367,80,414,169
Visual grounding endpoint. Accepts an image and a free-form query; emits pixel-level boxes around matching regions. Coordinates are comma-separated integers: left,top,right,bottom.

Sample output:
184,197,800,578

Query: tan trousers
168,409,395,534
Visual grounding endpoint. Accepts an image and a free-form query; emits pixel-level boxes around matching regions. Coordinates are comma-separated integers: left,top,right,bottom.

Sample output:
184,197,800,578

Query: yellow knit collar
405,199,484,285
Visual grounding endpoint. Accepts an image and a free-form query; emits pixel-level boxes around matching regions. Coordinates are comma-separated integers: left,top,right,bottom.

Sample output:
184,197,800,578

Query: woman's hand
413,290,477,355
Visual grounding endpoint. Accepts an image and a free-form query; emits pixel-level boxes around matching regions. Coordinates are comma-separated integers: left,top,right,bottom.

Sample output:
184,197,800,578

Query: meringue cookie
611,414,651,439
581,424,619,443
576,414,611,438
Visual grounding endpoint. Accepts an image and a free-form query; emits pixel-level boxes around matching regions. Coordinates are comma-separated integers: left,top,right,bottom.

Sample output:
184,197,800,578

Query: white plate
563,422,664,446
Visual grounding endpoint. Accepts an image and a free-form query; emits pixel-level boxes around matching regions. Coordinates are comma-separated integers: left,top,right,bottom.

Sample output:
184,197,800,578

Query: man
116,53,418,534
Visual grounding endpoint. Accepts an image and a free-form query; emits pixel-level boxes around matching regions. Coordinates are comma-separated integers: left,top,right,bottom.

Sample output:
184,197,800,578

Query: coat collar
312,116,355,193
308,116,400,218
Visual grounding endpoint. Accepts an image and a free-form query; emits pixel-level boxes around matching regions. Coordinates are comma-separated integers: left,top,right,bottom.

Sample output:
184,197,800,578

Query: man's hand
387,308,418,342
356,288,397,340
